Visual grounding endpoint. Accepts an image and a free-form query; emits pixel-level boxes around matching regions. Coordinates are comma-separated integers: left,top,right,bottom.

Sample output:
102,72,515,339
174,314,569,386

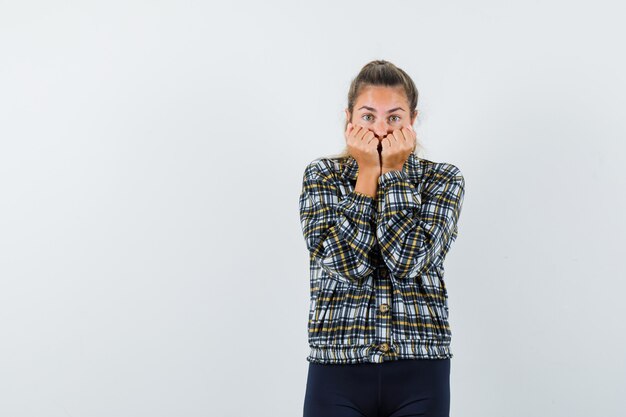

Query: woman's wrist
354,168,380,198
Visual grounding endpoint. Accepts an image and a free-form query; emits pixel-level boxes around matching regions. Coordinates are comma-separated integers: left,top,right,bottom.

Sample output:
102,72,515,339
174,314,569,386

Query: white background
1,1,625,416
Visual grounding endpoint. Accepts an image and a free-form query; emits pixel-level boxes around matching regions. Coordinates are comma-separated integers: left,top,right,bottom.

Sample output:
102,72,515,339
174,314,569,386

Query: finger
406,125,416,142
405,125,415,139
396,127,409,144
356,126,371,141
388,129,402,144
400,127,410,142
346,124,362,142
396,127,411,146
345,123,353,139
361,129,374,143
405,125,417,148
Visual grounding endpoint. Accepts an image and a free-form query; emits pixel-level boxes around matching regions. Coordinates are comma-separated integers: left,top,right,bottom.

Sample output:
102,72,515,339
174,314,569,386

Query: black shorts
303,358,450,417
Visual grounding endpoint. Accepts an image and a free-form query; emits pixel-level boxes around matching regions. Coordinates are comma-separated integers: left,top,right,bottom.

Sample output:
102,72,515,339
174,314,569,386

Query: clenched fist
380,125,416,174
344,122,381,173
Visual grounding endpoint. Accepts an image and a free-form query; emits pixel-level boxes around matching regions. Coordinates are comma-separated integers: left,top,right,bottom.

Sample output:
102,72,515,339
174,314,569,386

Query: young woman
299,60,466,417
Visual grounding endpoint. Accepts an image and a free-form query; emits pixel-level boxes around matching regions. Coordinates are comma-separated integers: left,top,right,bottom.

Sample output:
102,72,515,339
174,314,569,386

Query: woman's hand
345,123,380,174
380,125,416,174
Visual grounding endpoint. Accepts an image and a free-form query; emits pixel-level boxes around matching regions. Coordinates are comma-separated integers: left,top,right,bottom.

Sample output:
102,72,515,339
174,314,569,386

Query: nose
372,120,392,139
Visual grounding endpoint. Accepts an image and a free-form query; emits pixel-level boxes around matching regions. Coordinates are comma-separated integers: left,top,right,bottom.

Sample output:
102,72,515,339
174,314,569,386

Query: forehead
355,85,408,109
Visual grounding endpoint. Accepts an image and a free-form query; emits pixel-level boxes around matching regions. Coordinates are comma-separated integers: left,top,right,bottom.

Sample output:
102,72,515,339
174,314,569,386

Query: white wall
1,1,624,416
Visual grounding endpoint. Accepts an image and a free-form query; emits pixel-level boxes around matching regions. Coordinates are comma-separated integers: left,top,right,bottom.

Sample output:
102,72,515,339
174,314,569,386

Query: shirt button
379,343,390,352
379,303,390,313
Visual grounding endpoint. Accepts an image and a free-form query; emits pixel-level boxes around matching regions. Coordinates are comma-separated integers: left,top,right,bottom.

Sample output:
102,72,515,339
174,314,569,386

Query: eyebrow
357,106,405,113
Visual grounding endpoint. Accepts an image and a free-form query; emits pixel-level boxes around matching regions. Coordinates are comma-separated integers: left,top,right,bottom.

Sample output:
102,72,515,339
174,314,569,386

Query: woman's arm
375,164,465,283
299,160,378,284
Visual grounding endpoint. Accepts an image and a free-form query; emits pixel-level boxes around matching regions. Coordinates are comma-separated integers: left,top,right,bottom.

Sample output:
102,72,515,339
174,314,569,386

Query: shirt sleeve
375,164,465,284
299,160,378,284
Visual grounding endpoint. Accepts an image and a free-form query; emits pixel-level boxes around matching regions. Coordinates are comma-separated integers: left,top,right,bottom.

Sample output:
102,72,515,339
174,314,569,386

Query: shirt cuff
377,169,408,188
342,190,376,219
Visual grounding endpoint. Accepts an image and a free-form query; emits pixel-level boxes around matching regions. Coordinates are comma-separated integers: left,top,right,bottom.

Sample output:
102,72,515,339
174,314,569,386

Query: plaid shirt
299,152,465,364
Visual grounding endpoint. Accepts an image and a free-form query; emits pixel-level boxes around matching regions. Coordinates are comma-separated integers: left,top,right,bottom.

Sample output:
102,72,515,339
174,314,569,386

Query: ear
344,108,351,122
410,110,418,125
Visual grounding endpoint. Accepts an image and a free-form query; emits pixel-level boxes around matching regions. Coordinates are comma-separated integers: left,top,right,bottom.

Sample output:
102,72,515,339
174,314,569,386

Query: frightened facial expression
346,85,416,142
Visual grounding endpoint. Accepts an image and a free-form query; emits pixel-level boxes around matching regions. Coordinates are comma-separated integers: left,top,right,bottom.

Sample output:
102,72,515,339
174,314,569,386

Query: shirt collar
341,152,422,184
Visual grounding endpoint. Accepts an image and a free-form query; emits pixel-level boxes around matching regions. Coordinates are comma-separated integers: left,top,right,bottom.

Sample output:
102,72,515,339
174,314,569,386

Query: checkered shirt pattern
299,152,465,364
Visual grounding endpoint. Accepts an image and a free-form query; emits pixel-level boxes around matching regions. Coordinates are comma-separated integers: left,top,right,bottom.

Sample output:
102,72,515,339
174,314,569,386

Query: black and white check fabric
299,152,465,364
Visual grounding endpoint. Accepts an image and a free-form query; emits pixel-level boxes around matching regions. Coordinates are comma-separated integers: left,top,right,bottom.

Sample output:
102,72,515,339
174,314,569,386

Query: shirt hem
306,340,453,364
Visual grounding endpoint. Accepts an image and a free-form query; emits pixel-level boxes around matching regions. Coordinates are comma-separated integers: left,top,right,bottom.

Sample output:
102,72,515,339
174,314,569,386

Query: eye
361,114,373,121
389,115,401,122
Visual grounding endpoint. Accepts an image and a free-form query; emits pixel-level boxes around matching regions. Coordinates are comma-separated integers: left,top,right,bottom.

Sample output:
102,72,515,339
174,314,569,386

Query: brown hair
327,59,423,159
